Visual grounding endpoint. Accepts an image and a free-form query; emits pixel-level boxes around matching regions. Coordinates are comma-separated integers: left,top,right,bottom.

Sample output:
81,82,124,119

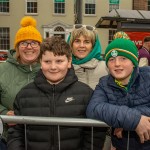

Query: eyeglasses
19,41,39,48
73,24,96,31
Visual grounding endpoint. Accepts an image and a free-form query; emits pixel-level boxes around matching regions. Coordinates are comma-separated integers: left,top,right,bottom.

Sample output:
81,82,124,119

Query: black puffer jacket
7,68,103,150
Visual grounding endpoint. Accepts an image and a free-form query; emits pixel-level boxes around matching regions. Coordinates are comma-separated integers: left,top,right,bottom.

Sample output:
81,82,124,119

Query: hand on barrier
114,128,123,139
6,110,16,126
110,144,116,150
135,115,150,143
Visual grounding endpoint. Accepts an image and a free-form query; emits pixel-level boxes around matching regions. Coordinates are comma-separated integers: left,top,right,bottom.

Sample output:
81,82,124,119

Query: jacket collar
6,49,40,73
108,67,139,90
34,67,78,94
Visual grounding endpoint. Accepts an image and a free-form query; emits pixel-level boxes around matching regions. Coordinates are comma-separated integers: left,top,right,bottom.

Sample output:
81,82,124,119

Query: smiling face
18,40,40,64
72,35,93,59
107,56,134,85
40,51,72,85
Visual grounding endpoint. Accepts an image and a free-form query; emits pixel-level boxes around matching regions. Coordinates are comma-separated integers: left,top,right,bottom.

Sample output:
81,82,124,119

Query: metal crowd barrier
0,115,109,150
0,115,109,127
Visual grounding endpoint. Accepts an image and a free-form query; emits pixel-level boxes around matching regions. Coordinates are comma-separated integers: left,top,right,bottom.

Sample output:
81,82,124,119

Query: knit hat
105,38,138,67
14,16,42,48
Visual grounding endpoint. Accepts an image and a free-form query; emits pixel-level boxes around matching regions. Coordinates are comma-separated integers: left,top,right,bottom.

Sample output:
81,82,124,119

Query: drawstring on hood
30,65,33,71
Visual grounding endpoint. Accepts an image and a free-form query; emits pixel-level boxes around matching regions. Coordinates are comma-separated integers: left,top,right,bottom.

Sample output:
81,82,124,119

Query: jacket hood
6,49,40,73
6,49,18,64
34,67,78,93
73,58,100,69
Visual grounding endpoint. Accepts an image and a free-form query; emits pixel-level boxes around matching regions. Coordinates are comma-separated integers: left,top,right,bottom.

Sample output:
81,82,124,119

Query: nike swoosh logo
65,97,75,103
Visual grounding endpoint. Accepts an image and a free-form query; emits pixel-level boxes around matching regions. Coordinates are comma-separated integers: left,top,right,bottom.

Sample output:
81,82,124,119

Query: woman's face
18,40,40,64
72,35,93,59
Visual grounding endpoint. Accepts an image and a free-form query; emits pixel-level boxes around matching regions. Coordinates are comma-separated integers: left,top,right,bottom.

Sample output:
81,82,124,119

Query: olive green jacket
0,49,40,115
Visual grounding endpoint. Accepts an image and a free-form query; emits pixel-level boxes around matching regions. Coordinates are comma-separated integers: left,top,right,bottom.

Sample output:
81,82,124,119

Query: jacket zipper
28,65,32,83
51,85,55,150
83,68,90,86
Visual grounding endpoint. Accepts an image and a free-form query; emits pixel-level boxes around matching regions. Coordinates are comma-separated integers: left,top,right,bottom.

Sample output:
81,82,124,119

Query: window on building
85,0,95,15
0,0,9,13
109,0,119,12
54,26,65,39
0,27,10,50
148,0,150,10
109,4,119,12
26,0,37,14
54,0,65,14
109,29,117,44
46,32,49,38
74,0,77,14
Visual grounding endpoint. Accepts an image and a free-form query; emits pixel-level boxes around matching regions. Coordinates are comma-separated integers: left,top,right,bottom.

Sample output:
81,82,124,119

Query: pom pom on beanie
113,31,130,40
20,16,36,28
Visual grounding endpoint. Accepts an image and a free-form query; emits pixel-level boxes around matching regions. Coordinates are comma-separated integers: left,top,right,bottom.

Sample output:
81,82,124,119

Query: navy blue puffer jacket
86,67,150,150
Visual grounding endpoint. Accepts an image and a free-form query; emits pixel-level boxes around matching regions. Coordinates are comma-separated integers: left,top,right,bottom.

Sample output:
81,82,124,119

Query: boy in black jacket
7,36,103,150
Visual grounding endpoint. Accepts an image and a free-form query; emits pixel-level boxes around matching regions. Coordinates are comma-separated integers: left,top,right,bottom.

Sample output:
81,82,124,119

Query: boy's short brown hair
39,36,72,60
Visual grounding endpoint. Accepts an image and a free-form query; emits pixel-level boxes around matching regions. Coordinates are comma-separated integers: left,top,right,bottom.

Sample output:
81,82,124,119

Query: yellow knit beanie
14,16,42,48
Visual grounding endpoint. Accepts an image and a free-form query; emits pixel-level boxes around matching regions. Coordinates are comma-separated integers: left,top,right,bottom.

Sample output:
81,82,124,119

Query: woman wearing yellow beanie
0,16,42,149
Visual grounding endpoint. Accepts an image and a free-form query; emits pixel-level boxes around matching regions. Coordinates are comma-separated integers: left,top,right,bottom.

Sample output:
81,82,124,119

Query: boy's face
40,51,72,84
107,56,134,85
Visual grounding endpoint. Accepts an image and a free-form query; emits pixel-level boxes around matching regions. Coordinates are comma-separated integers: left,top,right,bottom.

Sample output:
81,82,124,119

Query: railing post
0,117,3,138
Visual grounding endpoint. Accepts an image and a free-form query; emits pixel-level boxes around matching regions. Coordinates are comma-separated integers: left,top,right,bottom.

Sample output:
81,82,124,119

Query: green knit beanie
105,38,138,66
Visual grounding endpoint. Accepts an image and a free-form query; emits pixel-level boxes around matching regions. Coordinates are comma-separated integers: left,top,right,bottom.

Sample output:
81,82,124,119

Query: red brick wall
133,0,148,10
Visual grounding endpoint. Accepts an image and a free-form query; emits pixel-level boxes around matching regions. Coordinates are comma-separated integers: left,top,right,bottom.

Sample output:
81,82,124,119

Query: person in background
138,36,150,66
68,24,108,149
7,36,101,150
0,16,42,149
86,36,150,150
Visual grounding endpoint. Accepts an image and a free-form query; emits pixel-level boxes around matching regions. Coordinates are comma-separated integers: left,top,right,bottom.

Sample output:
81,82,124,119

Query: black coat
7,68,105,150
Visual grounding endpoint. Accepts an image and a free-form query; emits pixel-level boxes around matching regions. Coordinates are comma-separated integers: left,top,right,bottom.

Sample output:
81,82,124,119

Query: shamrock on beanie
105,38,138,67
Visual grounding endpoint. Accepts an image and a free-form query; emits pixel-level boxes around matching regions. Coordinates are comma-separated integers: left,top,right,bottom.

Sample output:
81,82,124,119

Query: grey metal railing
0,115,109,150
0,115,108,127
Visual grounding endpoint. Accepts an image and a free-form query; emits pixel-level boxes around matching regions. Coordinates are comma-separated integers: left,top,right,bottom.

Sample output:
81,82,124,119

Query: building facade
0,0,149,61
